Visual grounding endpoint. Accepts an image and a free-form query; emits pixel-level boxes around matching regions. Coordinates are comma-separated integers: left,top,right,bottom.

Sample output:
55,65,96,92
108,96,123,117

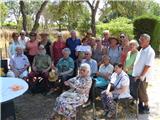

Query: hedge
133,15,160,52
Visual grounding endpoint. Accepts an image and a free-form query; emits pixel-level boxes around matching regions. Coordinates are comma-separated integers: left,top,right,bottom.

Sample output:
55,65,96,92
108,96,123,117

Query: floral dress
54,76,92,118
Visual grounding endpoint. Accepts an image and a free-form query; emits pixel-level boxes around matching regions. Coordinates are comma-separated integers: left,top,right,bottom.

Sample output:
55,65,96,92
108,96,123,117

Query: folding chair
115,79,140,120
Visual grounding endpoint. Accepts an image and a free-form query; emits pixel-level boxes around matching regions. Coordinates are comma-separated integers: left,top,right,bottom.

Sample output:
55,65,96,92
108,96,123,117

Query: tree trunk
91,9,96,37
19,1,27,32
58,24,62,32
86,0,100,37
31,1,48,33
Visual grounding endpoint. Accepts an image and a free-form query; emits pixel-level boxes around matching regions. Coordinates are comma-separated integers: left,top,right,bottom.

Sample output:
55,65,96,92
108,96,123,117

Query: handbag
110,75,127,91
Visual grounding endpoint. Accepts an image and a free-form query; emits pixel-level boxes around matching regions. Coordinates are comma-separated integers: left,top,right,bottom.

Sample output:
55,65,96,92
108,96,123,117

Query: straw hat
48,69,58,82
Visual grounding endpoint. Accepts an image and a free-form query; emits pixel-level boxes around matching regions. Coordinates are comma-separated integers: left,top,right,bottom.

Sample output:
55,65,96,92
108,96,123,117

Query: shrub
96,17,134,38
133,15,160,52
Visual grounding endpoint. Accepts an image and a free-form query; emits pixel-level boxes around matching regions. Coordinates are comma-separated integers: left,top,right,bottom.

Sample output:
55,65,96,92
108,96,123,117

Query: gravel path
14,58,160,120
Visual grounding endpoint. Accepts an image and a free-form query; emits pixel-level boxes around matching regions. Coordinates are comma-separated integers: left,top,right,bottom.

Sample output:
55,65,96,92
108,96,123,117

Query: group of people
6,30,155,120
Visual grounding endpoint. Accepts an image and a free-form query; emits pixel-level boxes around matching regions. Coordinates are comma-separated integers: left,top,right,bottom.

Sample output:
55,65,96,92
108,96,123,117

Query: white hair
140,34,151,41
62,48,71,55
129,39,139,47
85,48,92,54
80,63,91,76
103,30,109,34
57,32,63,37
16,45,22,49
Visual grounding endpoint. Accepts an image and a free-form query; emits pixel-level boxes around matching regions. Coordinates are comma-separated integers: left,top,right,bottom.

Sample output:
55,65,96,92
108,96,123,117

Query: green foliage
96,17,133,38
17,16,33,32
133,15,160,52
77,6,91,35
44,1,91,32
0,2,8,25
99,0,160,22
5,1,20,23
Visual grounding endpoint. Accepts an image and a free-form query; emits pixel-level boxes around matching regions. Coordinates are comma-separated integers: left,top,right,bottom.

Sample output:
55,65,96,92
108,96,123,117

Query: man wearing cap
39,32,52,56
66,30,81,60
7,46,30,79
82,49,98,76
28,45,52,91
132,34,155,114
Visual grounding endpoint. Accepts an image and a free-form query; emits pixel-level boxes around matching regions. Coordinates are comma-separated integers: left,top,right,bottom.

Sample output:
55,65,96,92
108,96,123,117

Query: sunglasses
30,34,36,37
120,36,125,38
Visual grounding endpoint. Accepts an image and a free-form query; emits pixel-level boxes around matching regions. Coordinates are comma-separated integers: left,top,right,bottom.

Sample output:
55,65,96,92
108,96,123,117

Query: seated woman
56,48,75,81
95,55,114,89
101,64,131,118
50,63,92,120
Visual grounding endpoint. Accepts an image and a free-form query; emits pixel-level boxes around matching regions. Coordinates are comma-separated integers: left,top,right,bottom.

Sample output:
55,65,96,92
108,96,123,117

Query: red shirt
52,40,66,65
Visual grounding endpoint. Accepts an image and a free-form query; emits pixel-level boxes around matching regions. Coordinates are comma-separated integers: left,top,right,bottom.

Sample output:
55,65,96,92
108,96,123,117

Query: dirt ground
14,58,160,120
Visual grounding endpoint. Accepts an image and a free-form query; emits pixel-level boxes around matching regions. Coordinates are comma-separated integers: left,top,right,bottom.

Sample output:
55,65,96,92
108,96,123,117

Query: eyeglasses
79,69,86,72
85,53,89,55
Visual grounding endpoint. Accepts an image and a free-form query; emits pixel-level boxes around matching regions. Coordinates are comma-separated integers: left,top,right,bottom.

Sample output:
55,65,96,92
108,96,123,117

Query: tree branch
95,0,100,12
19,1,27,31
31,0,48,32
86,0,93,9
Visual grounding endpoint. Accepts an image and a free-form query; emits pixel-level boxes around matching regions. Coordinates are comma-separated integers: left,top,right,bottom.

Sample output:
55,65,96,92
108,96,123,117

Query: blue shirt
66,37,81,60
82,59,98,75
108,45,121,65
56,57,75,73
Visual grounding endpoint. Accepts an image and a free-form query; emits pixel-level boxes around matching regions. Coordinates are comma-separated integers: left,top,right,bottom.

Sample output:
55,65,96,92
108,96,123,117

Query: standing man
66,30,81,60
132,34,155,114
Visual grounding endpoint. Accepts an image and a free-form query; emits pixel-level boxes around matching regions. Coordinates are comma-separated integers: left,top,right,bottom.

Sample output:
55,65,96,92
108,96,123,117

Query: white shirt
111,71,131,99
76,45,91,52
9,54,30,70
132,45,155,82
18,36,30,49
99,63,114,78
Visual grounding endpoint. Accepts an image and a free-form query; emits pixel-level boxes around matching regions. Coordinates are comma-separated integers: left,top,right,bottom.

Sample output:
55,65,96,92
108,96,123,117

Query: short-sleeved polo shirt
132,45,155,82
9,54,30,70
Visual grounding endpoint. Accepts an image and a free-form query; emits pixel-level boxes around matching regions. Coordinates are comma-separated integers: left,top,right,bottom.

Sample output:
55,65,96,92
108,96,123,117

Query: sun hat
48,69,58,82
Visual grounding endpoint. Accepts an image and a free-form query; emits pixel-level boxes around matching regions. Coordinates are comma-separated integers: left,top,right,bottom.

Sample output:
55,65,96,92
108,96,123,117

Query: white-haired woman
124,40,139,76
56,48,75,81
50,63,92,120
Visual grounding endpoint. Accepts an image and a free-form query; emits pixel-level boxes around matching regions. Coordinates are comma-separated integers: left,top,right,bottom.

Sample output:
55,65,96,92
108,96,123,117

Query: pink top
26,40,39,56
